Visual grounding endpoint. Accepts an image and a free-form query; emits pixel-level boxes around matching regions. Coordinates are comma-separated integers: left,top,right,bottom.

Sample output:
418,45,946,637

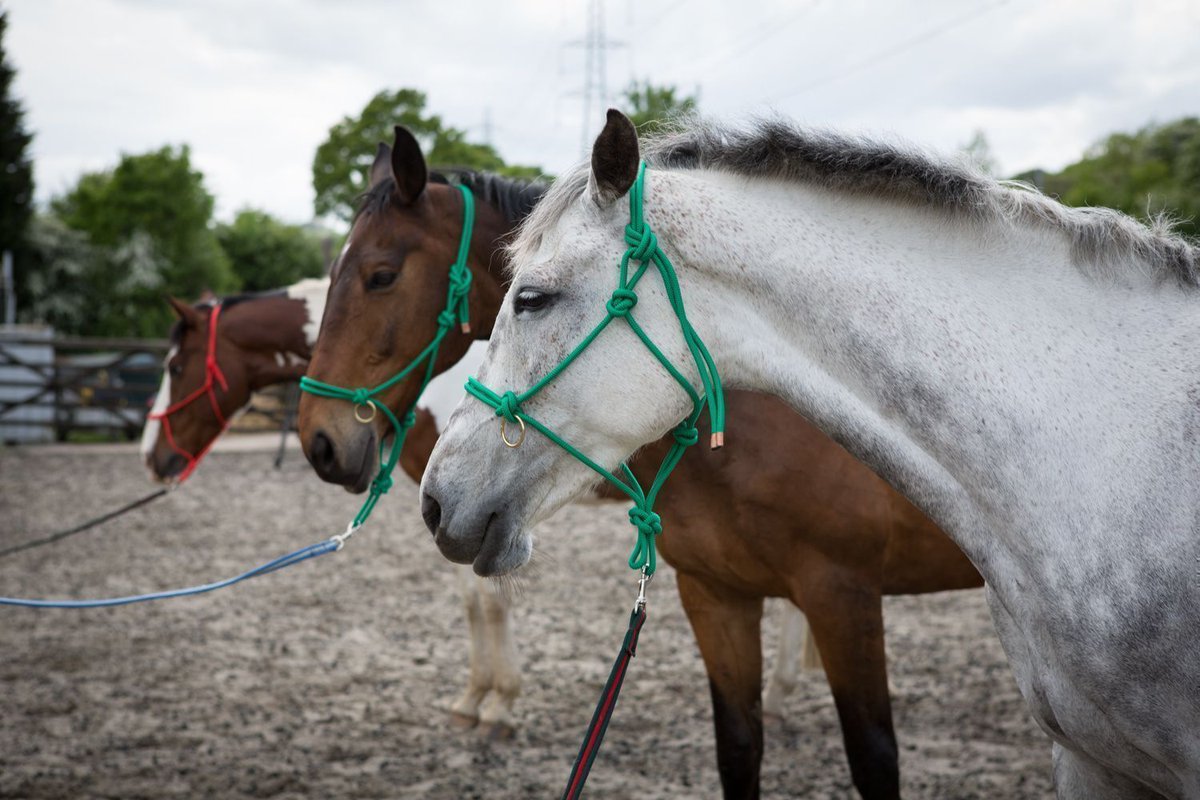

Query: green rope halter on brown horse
466,162,726,575
300,184,475,531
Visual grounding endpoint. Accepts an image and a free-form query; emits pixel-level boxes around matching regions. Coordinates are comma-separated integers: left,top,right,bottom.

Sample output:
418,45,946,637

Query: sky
6,0,1199,227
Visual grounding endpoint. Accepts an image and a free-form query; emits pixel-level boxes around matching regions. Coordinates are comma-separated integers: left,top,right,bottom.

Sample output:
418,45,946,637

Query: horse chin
341,442,376,495
472,522,532,578
429,502,531,577
146,451,187,485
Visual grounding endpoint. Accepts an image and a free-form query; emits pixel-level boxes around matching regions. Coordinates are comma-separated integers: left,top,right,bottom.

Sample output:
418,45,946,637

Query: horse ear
588,109,640,207
368,142,393,190
390,125,428,205
165,296,202,327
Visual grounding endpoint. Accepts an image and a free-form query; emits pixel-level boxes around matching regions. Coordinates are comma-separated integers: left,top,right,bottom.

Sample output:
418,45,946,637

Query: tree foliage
24,215,166,337
216,210,325,292
31,146,234,336
312,88,542,222
622,80,698,135
0,11,34,315
1031,118,1200,239
52,144,235,298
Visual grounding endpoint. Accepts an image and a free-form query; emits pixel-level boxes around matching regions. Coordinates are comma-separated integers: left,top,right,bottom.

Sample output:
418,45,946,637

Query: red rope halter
148,303,230,483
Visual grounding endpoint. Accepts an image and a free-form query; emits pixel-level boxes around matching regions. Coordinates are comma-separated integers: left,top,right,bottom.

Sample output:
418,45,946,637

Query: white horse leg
476,579,521,740
763,601,814,720
448,567,491,728
1053,744,1164,800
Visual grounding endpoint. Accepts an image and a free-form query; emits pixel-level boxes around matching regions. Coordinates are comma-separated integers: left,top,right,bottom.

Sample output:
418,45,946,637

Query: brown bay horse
297,127,983,800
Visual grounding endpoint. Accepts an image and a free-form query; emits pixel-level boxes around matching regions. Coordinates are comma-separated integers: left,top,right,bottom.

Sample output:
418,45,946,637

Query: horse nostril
311,430,337,473
421,490,442,536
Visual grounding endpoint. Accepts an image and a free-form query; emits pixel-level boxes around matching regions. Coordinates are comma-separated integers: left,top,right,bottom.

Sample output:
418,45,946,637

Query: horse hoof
480,721,517,742
448,711,479,730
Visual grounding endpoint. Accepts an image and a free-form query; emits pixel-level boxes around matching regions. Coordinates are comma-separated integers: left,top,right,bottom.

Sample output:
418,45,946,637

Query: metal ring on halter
501,416,526,448
353,401,377,424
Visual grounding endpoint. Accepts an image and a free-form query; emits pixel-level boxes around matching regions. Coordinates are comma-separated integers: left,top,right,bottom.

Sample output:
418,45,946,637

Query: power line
763,0,1009,105
568,0,626,154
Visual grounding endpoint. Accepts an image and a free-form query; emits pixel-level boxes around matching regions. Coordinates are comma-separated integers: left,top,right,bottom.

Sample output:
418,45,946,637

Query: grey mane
517,117,1199,287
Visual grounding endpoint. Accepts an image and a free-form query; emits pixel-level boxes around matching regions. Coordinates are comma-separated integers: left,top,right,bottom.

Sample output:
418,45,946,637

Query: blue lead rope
0,538,341,609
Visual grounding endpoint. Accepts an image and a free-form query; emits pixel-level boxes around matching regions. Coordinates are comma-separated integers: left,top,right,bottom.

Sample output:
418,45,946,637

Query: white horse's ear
588,109,640,208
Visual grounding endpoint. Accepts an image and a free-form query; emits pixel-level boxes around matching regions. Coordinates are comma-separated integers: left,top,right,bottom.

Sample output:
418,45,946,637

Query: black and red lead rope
561,606,648,800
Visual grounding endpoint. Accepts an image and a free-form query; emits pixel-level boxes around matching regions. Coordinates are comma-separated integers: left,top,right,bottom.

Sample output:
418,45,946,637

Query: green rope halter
300,184,476,530
466,162,725,575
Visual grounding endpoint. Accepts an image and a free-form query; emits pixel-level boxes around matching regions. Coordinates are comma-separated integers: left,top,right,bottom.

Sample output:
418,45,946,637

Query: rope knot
672,423,699,447
624,223,658,263
628,507,662,538
626,507,663,573
402,409,417,429
437,309,457,329
371,474,394,495
605,288,638,318
495,391,522,423
350,388,371,406
448,269,472,298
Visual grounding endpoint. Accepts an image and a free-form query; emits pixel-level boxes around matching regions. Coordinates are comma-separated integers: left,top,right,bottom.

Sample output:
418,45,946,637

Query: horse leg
799,578,899,800
677,572,764,800
1053,744,1165,800
762,601,807,722
448,568,490,729
476,579,521,741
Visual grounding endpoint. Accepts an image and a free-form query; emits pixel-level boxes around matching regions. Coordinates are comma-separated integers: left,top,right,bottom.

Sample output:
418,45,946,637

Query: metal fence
0,327,168,443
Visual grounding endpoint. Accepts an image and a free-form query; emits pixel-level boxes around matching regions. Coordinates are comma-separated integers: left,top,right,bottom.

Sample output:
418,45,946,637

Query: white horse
420,111,1200,798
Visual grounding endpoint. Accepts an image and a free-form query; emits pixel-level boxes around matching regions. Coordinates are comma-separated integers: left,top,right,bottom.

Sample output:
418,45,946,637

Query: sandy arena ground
1,440,1053,798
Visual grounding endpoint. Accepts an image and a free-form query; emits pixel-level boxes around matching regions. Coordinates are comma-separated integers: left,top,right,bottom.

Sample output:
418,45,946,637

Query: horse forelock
511,117,1200,288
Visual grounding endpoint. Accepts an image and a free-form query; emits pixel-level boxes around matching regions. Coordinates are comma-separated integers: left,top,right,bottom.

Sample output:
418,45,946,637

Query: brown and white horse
297,127,983,800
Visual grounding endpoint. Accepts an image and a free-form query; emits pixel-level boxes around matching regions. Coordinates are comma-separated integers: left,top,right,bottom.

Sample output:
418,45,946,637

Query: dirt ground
0,442,1053,799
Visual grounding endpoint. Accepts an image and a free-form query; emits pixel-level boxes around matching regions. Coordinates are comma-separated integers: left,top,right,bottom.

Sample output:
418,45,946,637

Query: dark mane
357,170,548,227
516,117,1199,287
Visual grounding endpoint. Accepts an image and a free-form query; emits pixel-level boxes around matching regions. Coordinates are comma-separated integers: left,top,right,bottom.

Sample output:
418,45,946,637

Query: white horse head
421,111,709,575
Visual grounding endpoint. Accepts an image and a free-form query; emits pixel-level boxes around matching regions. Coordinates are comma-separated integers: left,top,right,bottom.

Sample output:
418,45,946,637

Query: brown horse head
298,125,543,491
141,293,309,483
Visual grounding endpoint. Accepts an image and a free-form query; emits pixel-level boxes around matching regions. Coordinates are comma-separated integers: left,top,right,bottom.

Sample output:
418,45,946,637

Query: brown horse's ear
588,109,639,208
165,295,203,328
390,125,428,205
368,142,393,189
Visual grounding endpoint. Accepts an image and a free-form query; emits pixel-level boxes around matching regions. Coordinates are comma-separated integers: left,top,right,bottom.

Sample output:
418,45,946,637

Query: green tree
312,88,542,222
0,11,34,316
24,214,166,337
217,209,325,292
1030,118,1200,239
622,80,698,135
46,145,235,336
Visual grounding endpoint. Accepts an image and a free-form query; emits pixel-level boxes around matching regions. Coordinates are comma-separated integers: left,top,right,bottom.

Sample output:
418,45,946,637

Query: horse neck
651,169,1200,569
219,295,312,390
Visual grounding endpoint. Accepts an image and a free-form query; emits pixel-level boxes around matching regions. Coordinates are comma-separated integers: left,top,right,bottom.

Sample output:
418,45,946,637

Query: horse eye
367,270,399,291
514,289,554,314
168,361,183,377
